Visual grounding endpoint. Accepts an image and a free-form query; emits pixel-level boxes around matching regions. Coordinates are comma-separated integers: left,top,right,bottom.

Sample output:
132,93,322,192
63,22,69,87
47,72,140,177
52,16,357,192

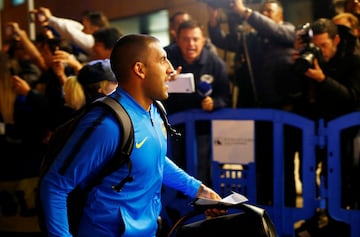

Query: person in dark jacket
293,18,360,209
208,0,296,108
208,0,297,206
164,20,231,186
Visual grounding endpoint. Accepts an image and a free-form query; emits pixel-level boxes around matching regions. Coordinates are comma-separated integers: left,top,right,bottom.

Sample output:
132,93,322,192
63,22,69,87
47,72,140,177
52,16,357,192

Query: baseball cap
77,59,117,85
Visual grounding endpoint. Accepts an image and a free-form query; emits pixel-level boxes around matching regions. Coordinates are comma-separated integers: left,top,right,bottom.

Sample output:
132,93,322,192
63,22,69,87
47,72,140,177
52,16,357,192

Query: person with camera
293,18,360,210
293,18,360,128
31,7,109,62
207,0,298,206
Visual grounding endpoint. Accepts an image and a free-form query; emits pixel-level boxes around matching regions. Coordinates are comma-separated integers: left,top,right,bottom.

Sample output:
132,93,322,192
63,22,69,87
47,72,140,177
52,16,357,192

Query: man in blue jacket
40,34,223,237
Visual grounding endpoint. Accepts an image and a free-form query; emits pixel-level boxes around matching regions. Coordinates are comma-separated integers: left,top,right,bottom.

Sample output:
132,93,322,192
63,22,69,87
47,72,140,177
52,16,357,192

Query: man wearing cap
77,59,118,103
63,59,118,113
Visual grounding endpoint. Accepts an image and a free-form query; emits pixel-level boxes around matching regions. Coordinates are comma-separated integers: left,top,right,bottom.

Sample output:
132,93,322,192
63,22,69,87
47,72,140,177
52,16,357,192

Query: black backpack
36,96,177,236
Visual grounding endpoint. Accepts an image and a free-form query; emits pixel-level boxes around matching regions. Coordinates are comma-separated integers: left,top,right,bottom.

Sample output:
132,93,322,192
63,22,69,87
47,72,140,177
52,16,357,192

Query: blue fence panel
327,112,360,237
164,108,319,237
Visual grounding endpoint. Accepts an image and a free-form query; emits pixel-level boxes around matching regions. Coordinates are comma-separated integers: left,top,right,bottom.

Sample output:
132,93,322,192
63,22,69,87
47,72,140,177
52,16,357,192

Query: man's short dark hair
177,20,204,37
170,11,191,26
110,34,159,82
82,10,109,28
312,18,339,39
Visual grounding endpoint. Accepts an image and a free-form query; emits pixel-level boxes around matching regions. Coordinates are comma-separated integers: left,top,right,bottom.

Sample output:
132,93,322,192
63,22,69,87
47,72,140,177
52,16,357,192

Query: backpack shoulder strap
95,96,134,156
154,100,181,137
86,96,135,192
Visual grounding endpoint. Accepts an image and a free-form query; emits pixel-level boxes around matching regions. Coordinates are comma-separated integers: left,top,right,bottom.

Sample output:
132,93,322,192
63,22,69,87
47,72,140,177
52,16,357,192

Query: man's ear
134,62,145,79
334,34,341,46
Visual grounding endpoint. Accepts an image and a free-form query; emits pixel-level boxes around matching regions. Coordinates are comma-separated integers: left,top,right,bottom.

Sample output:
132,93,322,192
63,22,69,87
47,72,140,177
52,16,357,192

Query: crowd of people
1,0,360,236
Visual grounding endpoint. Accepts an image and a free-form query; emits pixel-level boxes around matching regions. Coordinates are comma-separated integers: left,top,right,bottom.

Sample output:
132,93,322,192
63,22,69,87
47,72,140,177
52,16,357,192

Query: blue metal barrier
164,108,319,237
327,112,360,237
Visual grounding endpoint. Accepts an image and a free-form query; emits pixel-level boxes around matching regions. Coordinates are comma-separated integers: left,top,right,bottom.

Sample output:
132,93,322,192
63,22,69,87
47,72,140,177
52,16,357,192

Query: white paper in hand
193,191,248,206
167,73,195,93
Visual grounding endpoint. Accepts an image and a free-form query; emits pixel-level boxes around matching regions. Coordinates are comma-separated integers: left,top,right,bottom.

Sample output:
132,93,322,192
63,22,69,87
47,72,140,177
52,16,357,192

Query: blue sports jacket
40,87,201,237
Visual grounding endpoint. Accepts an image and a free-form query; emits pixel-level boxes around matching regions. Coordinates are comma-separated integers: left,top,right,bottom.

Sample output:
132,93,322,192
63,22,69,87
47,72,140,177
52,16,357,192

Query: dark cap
77,59,117,85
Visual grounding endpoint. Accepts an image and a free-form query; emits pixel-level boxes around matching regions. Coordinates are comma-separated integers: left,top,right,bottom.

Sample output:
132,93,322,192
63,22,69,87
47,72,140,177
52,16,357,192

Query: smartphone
37,13,46,22
5,25,13,36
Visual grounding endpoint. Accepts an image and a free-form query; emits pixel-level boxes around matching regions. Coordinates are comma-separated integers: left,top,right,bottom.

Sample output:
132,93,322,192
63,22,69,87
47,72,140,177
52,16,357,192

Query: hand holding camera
304,58,326,82
5,22,22,40
29,7,51,26
293,23,323,75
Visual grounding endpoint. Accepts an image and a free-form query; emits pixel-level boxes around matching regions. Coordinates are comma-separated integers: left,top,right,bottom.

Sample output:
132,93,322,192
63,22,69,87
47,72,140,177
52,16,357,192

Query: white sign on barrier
212,120,255,164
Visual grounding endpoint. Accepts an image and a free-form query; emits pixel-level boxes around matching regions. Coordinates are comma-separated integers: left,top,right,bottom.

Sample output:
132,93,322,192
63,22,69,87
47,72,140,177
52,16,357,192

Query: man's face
176,27,205,64
92,42,112,60
82,17,99,34
347,0,360,15
261,3,283,24
312,32,339,62
143,42,174,101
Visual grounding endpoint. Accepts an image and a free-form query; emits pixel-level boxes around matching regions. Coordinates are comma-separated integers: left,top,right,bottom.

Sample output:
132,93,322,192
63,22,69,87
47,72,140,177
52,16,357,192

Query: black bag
168,203,278,237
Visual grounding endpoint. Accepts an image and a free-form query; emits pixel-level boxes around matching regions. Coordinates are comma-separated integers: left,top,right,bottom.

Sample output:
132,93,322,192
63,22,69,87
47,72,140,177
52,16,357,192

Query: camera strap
241,31,260,106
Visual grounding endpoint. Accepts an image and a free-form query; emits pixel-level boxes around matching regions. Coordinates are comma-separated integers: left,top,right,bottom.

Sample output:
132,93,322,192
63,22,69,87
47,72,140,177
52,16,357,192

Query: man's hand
30,7,52,26
201,96,214,112
12,76,31,96
208,6,220,27
196,184,227,217
231,0,246,15
305,58,326,82
169,66,182,81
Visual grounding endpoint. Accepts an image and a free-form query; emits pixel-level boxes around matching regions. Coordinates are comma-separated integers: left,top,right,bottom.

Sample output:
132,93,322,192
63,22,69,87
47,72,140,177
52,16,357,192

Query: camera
200,0,264,31
5,25,14,36
294,23,322,74
200,0,234,9
29,12,46,23
200,0,262,8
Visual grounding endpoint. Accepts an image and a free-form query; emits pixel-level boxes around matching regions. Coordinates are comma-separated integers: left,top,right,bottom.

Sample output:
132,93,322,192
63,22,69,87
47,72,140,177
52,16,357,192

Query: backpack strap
94,96,135,192
154,100,181,137
58,96,134,192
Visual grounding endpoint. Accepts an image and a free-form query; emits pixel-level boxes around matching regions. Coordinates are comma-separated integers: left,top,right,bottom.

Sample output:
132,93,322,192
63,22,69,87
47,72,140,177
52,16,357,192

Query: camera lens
294,51,316,74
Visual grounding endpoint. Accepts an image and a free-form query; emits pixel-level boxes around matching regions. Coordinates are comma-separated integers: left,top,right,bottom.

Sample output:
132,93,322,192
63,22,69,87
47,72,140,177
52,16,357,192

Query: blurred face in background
92,42,112,60
82,17,100,34
176,26,205,64
346,0,360,16
261,2,283,24
170,13,191,42
312,32,340,62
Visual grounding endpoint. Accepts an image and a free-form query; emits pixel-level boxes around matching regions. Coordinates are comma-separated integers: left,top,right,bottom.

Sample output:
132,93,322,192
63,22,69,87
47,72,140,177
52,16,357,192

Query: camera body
29,12,46,23
294,23,322,74
201,0,262,8
201,0,264,32
5,25,14,37
201,0,233,9
201,0,244,29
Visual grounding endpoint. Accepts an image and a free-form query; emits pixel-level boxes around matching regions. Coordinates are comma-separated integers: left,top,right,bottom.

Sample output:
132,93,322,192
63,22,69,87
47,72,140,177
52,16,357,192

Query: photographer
208,0,296,108
293,18,360,123
293,17,360,235
207,0,297,206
